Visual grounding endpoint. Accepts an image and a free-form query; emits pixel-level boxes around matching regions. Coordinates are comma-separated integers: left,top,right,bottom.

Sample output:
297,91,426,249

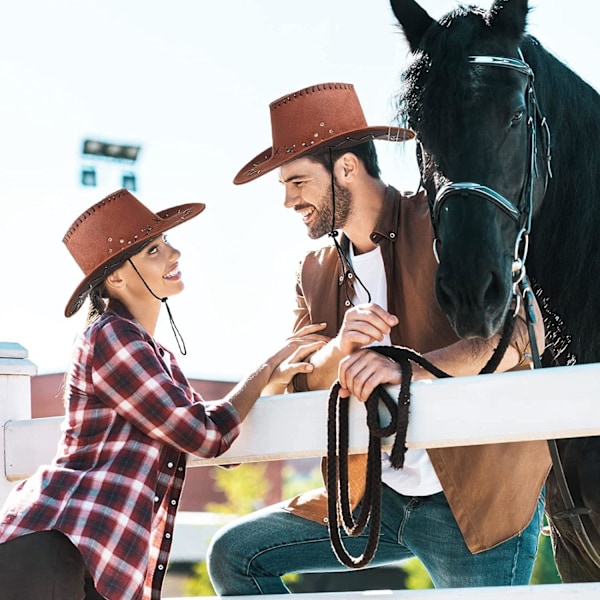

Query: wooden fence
2,341,599,599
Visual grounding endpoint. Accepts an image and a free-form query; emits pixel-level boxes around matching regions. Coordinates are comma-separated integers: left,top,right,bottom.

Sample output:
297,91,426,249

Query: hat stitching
63,190,125,242
271,82,353,110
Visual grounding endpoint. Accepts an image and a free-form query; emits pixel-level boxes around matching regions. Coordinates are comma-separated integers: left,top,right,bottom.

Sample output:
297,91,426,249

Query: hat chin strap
326,148,372,306
128,258,187,355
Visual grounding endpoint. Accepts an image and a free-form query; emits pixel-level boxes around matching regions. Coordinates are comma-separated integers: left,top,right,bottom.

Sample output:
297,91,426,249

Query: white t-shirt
349,243,443,496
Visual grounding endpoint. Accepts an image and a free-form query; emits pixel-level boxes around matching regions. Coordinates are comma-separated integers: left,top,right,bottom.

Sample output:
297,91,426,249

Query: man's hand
337,349,402,402
334,303,398,356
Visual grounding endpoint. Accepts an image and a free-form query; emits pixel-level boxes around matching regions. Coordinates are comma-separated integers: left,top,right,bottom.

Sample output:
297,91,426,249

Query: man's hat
63,188,205,317
234,82,414,185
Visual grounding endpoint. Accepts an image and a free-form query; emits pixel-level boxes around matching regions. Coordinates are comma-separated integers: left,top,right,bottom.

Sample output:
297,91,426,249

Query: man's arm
338,299,545,401
297,303,399,391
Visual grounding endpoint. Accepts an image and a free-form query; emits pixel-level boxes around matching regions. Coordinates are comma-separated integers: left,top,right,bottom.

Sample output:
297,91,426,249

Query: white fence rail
167,582,600,599
2,341,600,599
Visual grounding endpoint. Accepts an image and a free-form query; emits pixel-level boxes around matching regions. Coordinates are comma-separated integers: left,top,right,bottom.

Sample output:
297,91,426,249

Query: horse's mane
523,36,600,364
400,7,483,142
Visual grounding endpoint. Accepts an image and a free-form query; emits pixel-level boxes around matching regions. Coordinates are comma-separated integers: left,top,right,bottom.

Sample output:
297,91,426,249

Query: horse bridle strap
434,182,521,225
469,54,533,77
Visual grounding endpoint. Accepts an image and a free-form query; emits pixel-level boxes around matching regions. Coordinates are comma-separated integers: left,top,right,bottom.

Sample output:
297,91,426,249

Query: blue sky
1,1,597,380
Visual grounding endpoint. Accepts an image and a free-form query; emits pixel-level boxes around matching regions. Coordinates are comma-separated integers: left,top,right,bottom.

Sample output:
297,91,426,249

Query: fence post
0,342,37,502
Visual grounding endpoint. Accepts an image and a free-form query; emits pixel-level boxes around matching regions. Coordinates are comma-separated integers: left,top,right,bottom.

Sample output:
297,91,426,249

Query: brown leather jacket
285,186,550,554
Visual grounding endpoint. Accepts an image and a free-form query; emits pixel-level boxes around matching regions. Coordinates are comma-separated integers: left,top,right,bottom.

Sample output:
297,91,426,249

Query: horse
390,0,600,583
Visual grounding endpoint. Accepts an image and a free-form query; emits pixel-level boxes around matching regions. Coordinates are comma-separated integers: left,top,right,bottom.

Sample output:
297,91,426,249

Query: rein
326,316,516,568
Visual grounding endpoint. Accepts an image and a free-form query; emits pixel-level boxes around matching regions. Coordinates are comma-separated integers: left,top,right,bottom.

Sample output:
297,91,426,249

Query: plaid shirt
0,300,240,599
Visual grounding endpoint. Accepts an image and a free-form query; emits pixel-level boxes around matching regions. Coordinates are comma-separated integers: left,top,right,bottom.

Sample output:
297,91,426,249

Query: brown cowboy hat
234,82,414,185
63,188,205,317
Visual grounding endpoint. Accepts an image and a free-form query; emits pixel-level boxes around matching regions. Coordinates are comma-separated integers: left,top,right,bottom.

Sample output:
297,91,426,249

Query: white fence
2,341,600,599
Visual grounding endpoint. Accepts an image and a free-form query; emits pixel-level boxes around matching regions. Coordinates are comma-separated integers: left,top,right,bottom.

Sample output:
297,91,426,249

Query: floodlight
82,139,141,163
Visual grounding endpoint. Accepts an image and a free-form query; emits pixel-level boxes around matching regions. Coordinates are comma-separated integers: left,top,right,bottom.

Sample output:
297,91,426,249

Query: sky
1,0,598,381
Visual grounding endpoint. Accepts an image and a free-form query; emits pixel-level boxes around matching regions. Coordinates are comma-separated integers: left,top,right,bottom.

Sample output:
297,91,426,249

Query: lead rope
521,277,600,570
326,315,516,568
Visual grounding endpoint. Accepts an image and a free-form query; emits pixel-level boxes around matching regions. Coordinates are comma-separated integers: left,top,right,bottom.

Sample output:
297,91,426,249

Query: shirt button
177,466,184,472
389,232,396,238
154,496,160,503
167,462,174,469
170,499,177,506
165,532,171,539
158,564,165,571
323,517,329,523
344,300,351,307
339,275,344,282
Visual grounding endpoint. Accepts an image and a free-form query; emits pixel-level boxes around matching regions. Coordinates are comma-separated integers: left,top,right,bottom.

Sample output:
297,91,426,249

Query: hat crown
268,83,368,156
64,189,160,277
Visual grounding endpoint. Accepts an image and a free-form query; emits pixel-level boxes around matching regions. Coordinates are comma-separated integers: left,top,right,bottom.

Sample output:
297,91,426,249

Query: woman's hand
337,349,402,402
263,323,328,395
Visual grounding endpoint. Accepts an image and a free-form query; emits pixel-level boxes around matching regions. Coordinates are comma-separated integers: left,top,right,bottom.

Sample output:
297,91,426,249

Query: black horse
390,0,600,583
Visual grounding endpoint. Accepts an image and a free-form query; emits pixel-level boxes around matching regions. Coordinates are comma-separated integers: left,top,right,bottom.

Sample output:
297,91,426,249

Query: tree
183,463,271,596
531,532,561,584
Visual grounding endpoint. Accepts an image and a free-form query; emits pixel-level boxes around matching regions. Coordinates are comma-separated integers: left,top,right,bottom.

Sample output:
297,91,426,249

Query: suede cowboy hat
234,82,415,185
63,188,205,317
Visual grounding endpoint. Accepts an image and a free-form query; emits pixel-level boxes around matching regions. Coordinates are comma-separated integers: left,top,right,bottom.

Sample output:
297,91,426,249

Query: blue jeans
207,484,544,595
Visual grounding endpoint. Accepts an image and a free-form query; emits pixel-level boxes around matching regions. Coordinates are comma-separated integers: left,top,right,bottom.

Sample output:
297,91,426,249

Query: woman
0,189,323,599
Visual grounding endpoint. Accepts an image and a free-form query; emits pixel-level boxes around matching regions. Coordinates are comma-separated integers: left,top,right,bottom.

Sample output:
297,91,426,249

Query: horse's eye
511,109,525,126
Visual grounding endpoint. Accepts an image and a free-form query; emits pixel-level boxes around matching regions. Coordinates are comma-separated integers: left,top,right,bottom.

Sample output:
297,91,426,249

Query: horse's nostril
483,271,503,310
436,277,454,312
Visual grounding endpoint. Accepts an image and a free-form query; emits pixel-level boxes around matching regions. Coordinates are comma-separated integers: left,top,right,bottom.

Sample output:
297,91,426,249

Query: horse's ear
488,0,529,40
390,0,435,52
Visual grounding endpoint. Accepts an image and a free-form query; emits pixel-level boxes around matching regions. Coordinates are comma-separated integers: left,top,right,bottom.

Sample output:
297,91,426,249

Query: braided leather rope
326,315,516,568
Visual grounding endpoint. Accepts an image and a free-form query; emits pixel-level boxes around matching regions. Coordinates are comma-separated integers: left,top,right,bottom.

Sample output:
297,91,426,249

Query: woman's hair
307,140,381,178
84,237,156,325
87,284,108,324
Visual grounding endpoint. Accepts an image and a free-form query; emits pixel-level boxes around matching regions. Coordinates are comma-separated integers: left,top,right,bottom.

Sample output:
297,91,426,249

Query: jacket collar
370,185,402,244
335,185,403,288
337,185,402,257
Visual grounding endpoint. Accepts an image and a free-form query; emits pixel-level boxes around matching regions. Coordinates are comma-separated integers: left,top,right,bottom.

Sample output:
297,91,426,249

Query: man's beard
308,181,353,239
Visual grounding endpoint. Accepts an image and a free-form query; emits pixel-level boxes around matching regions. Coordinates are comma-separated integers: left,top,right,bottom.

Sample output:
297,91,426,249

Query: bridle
430,51,600,570
430,52,552,318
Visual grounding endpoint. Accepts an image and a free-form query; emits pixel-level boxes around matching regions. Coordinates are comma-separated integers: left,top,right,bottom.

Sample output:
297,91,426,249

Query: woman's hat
63,188,205,317
233,82,415,185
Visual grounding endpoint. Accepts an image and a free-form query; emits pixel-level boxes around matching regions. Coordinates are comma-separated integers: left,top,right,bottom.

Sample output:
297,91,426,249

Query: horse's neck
524,37,600,364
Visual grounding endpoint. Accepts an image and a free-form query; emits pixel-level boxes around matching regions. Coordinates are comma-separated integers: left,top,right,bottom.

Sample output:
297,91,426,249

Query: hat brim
64,202,205,317
233,126,414,185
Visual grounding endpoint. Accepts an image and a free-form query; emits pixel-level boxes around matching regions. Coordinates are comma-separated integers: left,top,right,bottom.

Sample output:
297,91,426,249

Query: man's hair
307,140,381,178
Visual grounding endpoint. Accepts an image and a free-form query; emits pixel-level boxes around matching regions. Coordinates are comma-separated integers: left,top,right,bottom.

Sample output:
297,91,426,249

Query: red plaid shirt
0,300,240,599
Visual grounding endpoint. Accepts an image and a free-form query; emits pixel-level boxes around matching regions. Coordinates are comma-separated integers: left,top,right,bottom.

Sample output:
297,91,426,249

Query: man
207,82,551,593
